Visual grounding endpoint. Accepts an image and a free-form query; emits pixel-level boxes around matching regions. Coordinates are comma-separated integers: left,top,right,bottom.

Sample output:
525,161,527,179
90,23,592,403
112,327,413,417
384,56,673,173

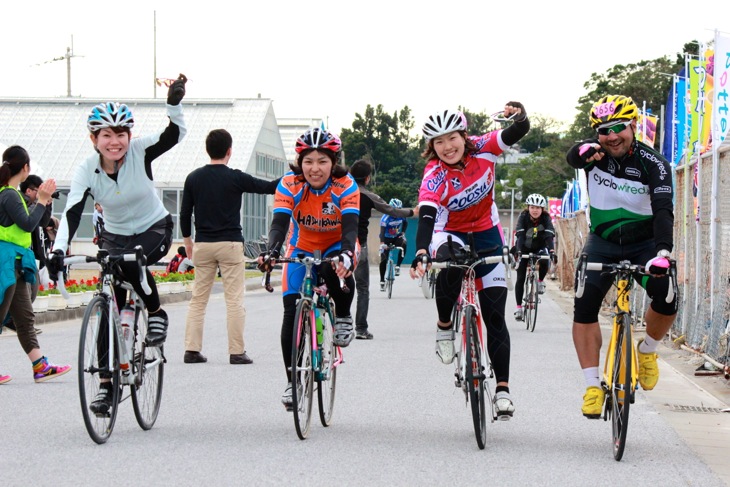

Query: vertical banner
637,112,659,146
548,198,562,221
688,59,705,159
714,32,730,146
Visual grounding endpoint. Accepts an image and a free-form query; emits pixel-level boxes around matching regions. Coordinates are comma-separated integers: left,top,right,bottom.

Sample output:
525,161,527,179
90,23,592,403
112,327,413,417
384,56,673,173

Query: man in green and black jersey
566,95,677,419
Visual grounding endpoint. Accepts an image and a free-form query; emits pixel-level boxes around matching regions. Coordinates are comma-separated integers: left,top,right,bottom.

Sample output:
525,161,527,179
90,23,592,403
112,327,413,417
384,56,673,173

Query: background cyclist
257,128,359,408
409,104,530,419
47,75,187,414
512,193,556,321
567,95,677,418
378,198,408,291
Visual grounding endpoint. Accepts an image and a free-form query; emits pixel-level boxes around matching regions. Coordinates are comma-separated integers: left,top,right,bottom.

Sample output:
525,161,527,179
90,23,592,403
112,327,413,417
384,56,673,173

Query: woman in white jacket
47,75,187,414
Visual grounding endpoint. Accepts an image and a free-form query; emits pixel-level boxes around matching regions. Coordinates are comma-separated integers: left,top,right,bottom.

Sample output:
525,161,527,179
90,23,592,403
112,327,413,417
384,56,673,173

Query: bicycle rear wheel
527,274,539,332
317,299,338,426
131,305,165,430
609,313,632,461
291,300,314,439
78,296,120,444
464,307,487,449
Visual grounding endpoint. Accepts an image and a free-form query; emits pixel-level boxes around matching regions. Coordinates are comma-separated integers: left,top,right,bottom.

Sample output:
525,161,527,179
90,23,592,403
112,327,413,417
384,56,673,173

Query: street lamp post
500,178,523,246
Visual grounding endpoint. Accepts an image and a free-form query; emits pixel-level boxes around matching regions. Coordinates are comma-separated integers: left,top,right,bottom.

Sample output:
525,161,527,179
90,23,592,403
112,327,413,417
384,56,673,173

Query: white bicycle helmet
87,102,135,133
422,109,467,140
525,193,546,208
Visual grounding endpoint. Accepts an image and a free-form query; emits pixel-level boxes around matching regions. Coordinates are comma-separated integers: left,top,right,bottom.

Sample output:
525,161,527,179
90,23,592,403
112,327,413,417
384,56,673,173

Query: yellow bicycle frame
602,277,638,391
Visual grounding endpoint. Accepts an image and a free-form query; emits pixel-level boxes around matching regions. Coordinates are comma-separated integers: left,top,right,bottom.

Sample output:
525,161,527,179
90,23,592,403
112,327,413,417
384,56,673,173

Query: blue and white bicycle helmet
87,102,135,133
422,109,467,140
389,198,403,208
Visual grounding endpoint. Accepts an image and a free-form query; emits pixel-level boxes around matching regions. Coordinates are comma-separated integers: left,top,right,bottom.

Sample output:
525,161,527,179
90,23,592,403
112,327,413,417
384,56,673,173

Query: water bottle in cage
315,308,324,345
120,304,135,375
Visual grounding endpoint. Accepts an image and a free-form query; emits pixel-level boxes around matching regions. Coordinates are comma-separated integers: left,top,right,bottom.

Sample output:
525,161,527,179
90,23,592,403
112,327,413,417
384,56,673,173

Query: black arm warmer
267,212,290,253
415,205,438,251
653,207,674,252
340,213,359,253
501,117,531,146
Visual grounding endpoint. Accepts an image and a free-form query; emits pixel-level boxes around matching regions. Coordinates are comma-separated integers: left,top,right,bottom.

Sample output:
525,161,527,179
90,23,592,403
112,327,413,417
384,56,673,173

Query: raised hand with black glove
46,250,65,282
504,101,527,122
166,73,188,106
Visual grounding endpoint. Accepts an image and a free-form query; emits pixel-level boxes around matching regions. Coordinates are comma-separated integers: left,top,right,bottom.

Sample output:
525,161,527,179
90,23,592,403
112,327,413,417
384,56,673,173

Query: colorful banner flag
637,112,659,146
714,32,730,146
688,52,714,159
548,198,562,221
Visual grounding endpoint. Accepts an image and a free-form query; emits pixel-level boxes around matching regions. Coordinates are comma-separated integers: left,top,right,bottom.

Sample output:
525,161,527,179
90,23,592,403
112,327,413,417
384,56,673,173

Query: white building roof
0,97,286,187
277,117,324,164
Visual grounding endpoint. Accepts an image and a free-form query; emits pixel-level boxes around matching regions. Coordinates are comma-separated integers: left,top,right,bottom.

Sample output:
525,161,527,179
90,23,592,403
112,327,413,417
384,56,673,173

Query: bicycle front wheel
131,306,165,430
610,313,632,461
527,274,539,332
78,296,120,444
429,269,437,299
317,299,338,427
386,260,394,299
291,300,314,439
464,307,487,449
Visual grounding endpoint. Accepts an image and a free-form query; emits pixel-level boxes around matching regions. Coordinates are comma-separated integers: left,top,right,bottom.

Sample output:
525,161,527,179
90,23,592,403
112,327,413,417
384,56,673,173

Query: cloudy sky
1,0,728,134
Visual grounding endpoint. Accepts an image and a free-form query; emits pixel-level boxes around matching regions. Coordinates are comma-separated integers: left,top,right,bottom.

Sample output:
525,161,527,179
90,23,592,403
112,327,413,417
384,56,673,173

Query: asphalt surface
0,270,728,486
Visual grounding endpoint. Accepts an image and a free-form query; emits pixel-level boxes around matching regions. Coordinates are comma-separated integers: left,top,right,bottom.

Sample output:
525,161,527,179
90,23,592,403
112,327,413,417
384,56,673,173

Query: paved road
1,270,728,486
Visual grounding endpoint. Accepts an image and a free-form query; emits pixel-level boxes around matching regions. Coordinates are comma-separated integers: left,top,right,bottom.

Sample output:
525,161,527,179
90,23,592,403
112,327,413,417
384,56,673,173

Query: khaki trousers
184,241,246,355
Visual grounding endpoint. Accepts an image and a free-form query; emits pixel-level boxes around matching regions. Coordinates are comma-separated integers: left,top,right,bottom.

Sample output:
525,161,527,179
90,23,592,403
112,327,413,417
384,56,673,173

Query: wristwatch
657,249,671,258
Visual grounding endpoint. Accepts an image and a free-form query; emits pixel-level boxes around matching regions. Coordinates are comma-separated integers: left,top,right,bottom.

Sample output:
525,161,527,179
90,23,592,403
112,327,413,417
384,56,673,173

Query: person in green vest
0,145,71,385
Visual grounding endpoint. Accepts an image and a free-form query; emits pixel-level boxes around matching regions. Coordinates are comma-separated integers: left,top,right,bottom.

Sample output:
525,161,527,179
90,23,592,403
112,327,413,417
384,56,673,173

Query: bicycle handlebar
56,246,152,299
260,252,350,294
575,256,677,303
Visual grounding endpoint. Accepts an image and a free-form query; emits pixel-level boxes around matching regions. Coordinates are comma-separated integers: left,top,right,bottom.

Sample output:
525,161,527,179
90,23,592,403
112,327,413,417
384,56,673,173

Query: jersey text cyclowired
418,131,506,233
273,172,359,253
567,139,673,248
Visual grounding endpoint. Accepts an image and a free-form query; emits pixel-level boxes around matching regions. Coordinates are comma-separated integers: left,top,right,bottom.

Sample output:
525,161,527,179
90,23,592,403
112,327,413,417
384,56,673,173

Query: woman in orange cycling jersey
410,104,530,419
258,128,359,408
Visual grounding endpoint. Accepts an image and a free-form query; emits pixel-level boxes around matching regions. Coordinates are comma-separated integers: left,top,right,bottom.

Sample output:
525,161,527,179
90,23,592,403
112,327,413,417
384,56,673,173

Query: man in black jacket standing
349,160,416,340
180,129,279,364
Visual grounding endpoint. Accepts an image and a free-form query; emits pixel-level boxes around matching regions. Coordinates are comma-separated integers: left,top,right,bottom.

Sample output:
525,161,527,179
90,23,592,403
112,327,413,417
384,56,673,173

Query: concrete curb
27,275,284,326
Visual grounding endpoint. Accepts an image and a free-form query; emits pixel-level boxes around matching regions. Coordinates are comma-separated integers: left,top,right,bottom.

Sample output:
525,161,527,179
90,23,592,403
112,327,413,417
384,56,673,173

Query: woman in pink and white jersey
409,103,529,419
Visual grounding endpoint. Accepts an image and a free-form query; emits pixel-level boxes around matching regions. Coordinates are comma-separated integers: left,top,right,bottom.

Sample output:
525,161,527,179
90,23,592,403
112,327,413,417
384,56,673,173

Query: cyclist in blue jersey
567,95,677,419
378,198,408,291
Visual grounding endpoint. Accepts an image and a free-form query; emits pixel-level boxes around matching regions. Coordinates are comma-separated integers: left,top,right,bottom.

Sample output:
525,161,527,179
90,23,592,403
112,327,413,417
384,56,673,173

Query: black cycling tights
280,265,355,381
514,258,549,306
435,268,510,384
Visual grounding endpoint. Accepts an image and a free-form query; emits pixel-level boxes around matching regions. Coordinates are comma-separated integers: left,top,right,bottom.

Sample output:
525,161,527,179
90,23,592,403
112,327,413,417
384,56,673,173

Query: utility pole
32,36,82,97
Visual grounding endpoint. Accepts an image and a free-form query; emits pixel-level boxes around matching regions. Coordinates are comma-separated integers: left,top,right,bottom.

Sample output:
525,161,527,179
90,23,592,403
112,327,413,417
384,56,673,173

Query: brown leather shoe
230,352,253,365
183,351,207,364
